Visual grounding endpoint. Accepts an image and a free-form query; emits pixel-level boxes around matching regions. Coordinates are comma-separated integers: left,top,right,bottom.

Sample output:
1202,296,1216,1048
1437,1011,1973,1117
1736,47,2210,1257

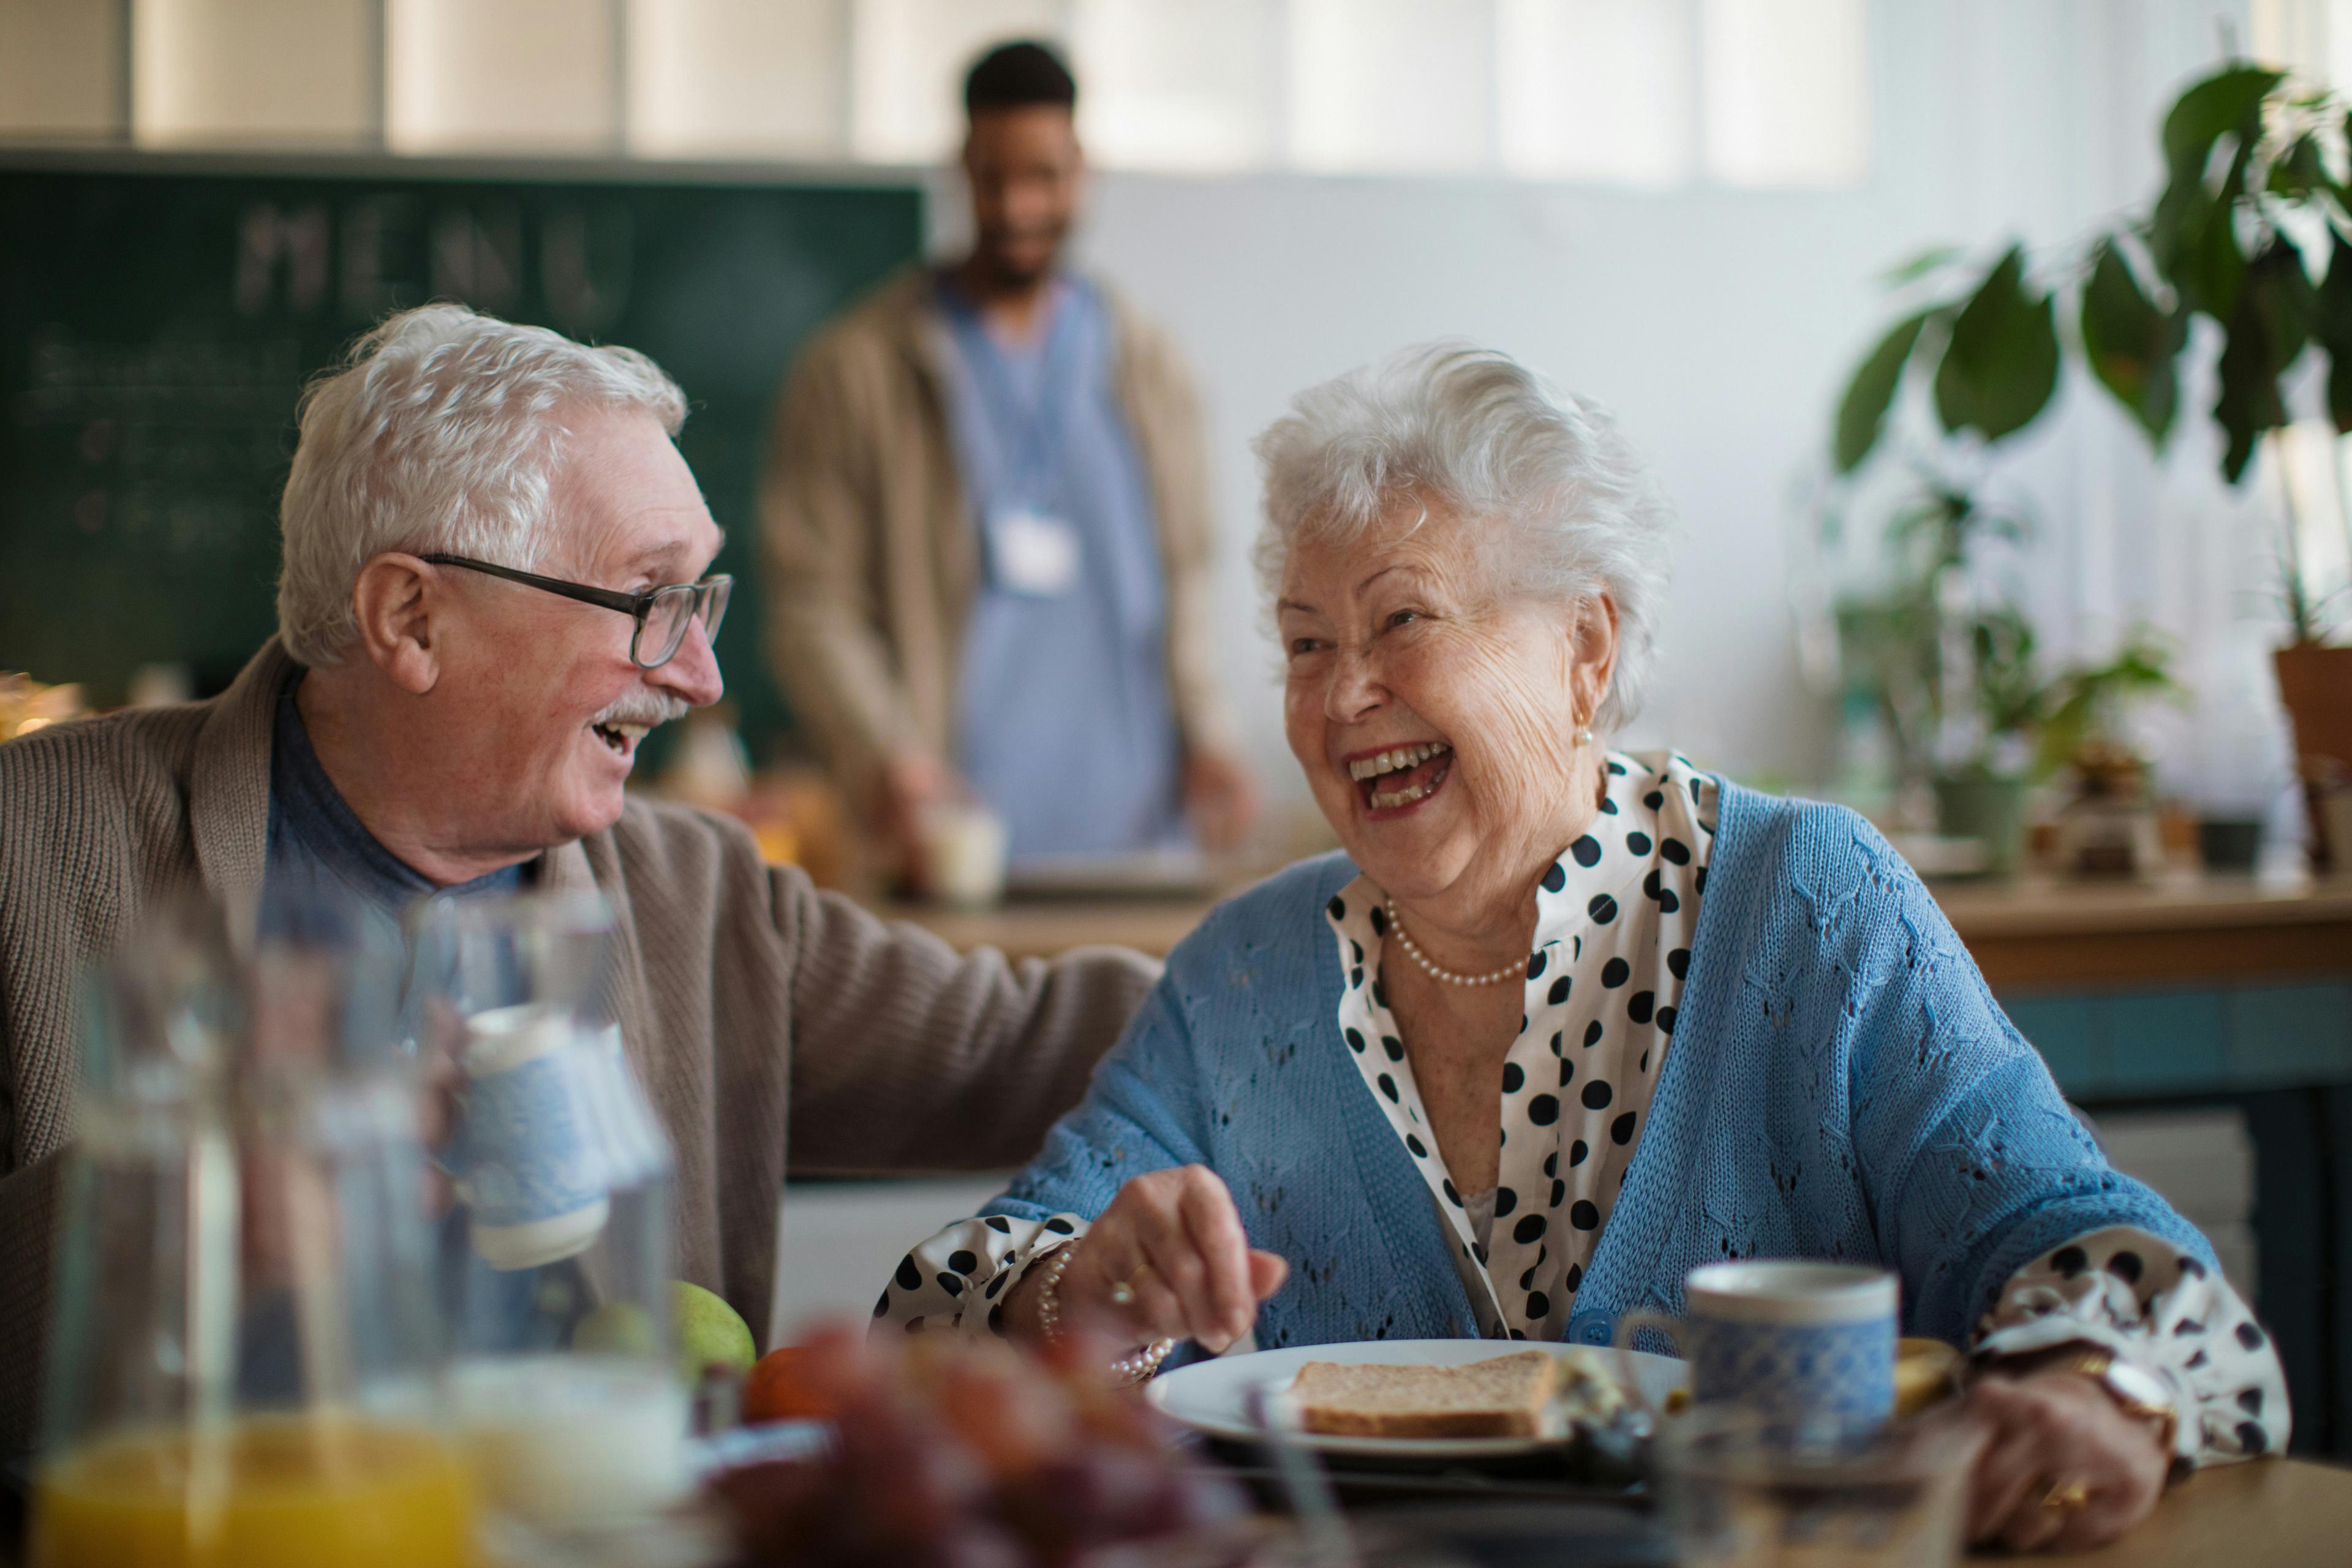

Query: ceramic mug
1615,1260,1898,1423
449,1004,616,1270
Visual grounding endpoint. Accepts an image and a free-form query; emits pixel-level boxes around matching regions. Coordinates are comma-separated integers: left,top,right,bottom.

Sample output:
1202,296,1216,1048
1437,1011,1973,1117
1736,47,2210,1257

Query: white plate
1147,1339,1687,1460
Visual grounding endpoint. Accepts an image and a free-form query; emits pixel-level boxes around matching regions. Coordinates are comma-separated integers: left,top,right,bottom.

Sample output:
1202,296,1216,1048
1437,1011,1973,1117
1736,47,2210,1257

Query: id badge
987,507,1082,597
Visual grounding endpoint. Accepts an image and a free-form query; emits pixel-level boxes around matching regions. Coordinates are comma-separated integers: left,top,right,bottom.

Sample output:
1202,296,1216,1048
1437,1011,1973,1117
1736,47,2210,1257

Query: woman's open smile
1345,739,1453,816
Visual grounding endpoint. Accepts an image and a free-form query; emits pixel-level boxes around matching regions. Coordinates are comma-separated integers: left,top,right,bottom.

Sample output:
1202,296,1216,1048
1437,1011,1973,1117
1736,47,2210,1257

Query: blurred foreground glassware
408,890,690,1539
1659,1407,1983,1568
31,898,472,1568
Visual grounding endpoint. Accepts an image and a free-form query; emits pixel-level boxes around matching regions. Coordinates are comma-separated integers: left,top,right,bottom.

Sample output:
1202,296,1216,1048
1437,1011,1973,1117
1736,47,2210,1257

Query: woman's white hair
1253,342,1673,733
276,303,688,668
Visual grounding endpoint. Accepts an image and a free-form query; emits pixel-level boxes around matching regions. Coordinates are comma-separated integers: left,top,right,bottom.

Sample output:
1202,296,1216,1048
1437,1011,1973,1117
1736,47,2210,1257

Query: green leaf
2212,240,2314,483
2312,239,2352,431
2266,133,2330,199
1879,246,1962,286
2160,65,2283,183
2080,238,2185,448
1833,310,1931,472
1932,246,2060,443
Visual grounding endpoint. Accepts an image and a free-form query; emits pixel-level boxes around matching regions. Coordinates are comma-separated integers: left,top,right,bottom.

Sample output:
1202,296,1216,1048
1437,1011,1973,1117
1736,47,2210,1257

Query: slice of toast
1290,1350,1559,1439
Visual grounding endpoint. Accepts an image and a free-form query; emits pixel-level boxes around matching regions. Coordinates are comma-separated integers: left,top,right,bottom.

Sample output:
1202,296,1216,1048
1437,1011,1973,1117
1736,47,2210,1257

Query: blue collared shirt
935,273,1186,865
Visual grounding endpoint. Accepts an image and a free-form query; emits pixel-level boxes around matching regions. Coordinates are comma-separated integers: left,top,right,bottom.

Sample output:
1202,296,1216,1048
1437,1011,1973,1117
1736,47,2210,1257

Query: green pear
672,1280,756,1382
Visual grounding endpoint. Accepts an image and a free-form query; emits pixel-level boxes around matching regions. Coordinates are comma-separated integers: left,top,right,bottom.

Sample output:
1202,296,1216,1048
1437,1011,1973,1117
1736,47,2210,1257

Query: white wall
920,2,2293,814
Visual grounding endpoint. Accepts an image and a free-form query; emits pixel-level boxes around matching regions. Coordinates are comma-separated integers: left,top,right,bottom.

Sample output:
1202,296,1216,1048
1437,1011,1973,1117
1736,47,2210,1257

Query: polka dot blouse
875,750,2287,1464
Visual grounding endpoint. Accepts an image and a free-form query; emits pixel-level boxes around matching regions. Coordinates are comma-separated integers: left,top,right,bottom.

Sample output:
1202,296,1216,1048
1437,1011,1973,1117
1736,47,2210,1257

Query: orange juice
31,1414,477,1568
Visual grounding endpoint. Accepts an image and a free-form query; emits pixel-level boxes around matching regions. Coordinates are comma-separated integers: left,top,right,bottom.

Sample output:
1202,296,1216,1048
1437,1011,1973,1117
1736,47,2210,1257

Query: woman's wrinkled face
1278,500,1612,910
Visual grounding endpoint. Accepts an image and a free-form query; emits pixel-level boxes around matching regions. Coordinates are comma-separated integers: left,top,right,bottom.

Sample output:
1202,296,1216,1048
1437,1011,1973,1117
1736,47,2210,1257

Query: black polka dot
1601,957,1630,988
873,1290,891,1317
935,1271,966,1295
1541,863,1567,892
2239,1388,2264,1416
1569,1139,1589,1166
2236,1322,2267,1351
1373,973,1389,1008
984,1215,1011,1233
2052,1246,2087,1277
2186,1349,2209,1368
2108,1250,2144,1286
1328,895,1346,920
1526,1291,1552,1318
1045,1216,1076,1235
1378,1072,1400,1102
1643,790,1664,809
1346,1027,1366,1054
1611,1110,1638,1144
1383,1035,1405,1061
1599,796,1618,815
1502,1062,1525,1093
1558,1057,1575,1087
1351,939,1364,965
1406,1133,1429,1158
1442,1178,1463,1207
1550,1178,1566,1207
1588,894,1618,924
1639,1048,1651,1072
1527,950,1548,981
1668,948,1691,979
1607,760,1626,775
1544,1152,1559,1177
1657,889,1680,914
1628,991,1655,1025
1565,1263,1584,1292
1584,1019,1605,1047
1570,1200,1601,1231
895,1255,922,1291
1548,975,1572,1006
1657,1006,1677,1036
1662,838,1691,865
1512,1214,1547,1243
1570,835,1602,867
948,1250,978,1275
1549,1031,1564,1056
1494,1187,1518,1216
1528,1093,1560,1125
1626,831,1653,855
1370,905,1387,935
2237,1420,2269,1455
1350,966,1363,989
1695,867,1708,894
1582,1079,1614,1110
985,1272,1007,1298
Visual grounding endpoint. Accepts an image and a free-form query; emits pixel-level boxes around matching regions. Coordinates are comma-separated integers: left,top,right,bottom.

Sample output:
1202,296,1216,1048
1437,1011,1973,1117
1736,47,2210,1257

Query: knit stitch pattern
987,779,2211,1350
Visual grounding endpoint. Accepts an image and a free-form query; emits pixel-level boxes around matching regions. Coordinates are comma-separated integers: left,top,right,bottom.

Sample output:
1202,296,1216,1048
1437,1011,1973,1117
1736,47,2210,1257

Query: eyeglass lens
633,579,731,669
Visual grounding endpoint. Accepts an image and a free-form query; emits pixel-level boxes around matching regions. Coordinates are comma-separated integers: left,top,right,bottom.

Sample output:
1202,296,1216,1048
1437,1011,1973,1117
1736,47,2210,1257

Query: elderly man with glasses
0,304,1157,1467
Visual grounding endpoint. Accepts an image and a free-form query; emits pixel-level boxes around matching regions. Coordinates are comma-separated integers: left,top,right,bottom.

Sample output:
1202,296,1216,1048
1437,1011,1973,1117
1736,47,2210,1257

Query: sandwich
1289,1350,1561,1439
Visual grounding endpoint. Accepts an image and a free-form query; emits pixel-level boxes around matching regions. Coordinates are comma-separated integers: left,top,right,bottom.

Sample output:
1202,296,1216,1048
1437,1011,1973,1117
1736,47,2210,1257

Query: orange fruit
741,1344,839,1424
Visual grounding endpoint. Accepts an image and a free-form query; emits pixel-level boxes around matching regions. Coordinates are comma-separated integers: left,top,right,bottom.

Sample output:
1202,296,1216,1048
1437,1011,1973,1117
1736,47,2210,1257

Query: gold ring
2041,1479,2090,1512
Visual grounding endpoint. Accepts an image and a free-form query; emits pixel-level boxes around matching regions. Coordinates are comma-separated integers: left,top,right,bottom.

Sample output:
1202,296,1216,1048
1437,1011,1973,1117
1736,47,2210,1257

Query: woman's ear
349,553,443,696
1570,595,1621,723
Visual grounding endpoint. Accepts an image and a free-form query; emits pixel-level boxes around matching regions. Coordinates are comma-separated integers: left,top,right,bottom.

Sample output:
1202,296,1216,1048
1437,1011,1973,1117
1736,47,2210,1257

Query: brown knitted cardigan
0,639,1155,1465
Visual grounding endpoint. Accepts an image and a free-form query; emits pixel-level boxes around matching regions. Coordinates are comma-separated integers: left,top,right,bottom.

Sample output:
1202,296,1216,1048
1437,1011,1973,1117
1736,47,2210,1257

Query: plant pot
2272,643,2352,871
1932,771,2030,878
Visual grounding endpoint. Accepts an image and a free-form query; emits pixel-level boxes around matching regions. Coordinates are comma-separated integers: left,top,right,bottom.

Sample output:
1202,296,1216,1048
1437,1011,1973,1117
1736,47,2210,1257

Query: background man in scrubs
761,40,1257,881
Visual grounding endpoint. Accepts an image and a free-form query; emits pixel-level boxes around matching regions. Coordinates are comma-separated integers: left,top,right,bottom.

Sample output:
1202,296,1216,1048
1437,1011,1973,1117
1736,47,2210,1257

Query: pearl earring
1574,722,1594,747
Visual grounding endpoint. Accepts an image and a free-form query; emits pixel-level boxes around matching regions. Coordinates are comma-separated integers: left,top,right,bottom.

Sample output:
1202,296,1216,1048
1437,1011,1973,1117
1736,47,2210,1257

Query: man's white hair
276,303,689,668
1252,342,1673,733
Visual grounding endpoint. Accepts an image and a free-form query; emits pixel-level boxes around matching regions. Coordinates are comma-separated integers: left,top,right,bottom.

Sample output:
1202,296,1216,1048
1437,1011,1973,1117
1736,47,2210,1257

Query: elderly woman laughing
880,345,2288,1551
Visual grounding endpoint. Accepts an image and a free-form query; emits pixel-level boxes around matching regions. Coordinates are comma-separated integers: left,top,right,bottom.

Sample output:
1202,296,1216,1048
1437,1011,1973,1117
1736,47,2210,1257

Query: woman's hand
1964,1367,2171,1552
1009,1166,1289,1354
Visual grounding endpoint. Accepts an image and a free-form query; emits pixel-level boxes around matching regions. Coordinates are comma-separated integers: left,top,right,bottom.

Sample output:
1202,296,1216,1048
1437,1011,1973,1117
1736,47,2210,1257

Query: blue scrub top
935,273,1186,864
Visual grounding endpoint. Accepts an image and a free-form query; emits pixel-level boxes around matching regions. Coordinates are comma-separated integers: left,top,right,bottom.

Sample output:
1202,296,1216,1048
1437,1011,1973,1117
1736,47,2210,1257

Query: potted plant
1831,61,2352,867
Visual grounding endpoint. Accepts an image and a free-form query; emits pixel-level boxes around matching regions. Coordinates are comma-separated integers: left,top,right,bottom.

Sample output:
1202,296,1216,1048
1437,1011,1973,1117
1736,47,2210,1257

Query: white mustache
589,694,691,729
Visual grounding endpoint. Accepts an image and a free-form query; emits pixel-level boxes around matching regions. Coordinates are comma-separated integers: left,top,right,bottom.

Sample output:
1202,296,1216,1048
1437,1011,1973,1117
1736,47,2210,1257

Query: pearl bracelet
1034,1237,1177,1385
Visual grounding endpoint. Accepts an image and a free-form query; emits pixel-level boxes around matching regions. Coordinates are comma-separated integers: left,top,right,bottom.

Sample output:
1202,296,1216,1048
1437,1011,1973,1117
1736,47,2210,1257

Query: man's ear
349,554,443,696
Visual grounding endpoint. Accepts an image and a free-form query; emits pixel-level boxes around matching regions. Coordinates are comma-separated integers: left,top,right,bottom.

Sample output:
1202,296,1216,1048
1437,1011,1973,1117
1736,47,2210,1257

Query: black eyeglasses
421,553,732,670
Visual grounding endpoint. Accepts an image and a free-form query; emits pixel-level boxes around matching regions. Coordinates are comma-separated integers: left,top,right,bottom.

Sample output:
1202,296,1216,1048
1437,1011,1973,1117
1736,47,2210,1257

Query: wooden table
2050,1457,2352,1566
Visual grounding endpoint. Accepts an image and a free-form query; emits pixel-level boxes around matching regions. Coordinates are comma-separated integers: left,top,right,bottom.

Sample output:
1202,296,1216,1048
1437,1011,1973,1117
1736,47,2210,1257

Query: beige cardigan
0,640,1156,1464
760,267,1237,801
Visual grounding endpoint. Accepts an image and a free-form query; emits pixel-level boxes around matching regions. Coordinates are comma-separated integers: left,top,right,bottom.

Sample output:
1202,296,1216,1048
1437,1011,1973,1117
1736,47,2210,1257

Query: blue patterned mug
1615,1261,1898,1423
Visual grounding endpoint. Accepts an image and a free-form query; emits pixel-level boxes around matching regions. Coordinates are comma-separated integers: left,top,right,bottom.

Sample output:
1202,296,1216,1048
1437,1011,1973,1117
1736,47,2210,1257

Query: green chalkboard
0,152,923,758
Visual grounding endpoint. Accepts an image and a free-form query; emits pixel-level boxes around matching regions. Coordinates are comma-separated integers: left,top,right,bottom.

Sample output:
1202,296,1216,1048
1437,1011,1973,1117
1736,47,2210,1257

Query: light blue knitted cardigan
983,782,2211,1352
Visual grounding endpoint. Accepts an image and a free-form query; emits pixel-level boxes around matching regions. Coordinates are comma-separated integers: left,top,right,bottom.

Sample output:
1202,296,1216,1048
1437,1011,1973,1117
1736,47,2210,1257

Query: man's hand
1183,748,1260,855
1007,1167,1287,1354
1964,1366,2172,1553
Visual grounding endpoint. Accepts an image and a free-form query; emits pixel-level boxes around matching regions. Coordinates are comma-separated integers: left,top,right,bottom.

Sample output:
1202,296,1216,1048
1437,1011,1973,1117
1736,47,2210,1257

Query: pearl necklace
1383,897,1523,987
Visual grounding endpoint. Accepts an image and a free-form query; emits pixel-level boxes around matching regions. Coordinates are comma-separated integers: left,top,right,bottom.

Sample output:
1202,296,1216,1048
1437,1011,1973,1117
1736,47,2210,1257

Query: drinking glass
31,897,472,1568
1658,1407,1984,1568
406,891,689,1539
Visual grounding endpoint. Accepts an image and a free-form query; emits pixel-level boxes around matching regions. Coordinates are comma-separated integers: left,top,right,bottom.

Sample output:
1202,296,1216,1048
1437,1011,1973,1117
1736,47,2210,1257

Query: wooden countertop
870,873,2352,991
2039,1457,2352,1566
